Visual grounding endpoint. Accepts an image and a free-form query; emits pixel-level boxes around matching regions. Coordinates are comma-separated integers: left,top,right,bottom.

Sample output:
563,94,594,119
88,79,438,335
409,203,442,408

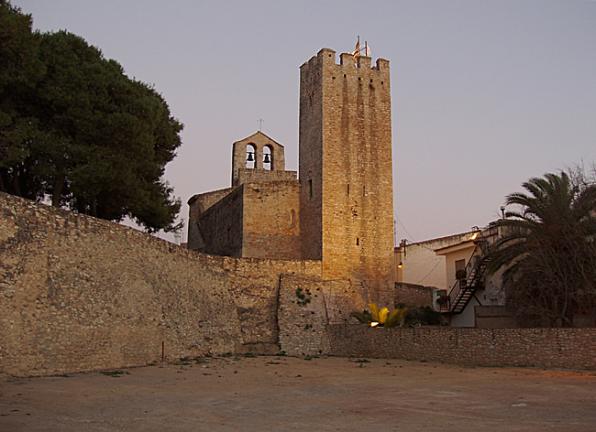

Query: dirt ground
1,356,596,432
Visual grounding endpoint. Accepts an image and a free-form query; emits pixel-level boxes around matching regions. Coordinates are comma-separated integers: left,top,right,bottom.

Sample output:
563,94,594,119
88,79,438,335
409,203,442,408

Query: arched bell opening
246,144,256,169
263,145,273,171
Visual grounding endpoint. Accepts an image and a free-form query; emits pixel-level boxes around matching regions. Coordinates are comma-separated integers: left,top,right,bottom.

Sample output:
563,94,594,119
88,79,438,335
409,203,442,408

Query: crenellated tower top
300,48,390,75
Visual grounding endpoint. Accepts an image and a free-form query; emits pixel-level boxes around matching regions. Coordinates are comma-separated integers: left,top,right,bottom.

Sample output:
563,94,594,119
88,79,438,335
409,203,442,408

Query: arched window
263,145,273,171
246,144,256,169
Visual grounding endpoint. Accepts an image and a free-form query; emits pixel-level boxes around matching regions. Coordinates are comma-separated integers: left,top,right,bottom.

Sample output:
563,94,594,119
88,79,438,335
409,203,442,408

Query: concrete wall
242,181,301,259
396,232,473,289
325,325,596,370
299,49,394,288
0,192,320,376
475,306,518,329
450,297,479,327
443,245,476,290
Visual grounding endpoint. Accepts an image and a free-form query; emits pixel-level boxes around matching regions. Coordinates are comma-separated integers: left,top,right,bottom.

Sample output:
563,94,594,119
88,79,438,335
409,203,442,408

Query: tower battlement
301,48,390,74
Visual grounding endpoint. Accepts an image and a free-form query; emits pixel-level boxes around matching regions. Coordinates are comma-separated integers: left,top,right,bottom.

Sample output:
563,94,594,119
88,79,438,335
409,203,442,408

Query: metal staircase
442,235,492,315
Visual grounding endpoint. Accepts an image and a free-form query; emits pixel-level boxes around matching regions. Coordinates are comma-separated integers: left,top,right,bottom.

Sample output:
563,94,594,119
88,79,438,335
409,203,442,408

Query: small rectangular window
308,179,313,198
455,259,465,272
347,184,350,196
455,259,466,280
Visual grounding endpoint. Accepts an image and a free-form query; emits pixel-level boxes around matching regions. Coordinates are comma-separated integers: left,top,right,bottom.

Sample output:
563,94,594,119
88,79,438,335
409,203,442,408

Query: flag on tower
352,36,361,58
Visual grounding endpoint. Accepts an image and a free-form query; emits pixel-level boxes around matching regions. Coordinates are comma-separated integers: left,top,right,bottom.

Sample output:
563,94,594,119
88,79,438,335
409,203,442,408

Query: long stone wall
275,273,596,370
0,192,320,376
3,192,594,375
326,325,596,370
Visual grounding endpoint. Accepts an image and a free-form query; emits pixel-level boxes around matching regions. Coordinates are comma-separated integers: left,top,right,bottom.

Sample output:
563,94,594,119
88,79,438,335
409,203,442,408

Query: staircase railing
442,233,493,314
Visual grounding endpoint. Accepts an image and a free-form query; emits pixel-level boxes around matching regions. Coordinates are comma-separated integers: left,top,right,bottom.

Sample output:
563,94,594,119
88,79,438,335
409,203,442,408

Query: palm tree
486,171,596,327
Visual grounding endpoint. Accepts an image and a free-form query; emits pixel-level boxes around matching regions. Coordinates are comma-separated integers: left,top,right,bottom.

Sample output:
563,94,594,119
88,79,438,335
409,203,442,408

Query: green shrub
405,306,443,326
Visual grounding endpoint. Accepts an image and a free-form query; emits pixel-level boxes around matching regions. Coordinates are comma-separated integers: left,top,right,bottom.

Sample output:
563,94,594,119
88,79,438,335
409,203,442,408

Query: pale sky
16,0,596,244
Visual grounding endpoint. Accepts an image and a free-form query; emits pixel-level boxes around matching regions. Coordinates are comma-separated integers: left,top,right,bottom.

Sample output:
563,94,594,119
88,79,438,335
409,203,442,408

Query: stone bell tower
299,48,394,288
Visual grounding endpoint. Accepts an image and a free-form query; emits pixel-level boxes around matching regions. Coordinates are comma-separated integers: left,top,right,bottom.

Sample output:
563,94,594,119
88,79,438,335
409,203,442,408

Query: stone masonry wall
0,192,320,376
394,282,434,308
187,187,234,250
235,169,297,186
195,186,244,257
299,52,324,262
278,274,394,356
223,258,320,355
191,181,303,261
326,325,596,370
242,181,302,260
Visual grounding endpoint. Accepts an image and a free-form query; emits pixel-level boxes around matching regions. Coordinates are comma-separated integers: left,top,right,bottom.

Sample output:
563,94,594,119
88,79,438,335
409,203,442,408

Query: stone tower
299,48,394,288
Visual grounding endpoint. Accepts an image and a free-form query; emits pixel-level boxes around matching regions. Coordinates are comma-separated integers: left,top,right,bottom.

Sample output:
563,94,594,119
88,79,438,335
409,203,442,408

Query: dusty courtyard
1,356,595,431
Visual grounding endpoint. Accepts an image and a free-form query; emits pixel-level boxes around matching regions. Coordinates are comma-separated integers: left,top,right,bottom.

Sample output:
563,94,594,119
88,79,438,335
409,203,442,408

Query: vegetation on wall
351,303,409,328
295,287,312,306
0,1,183,232
486,169,596,327
351,304,443,327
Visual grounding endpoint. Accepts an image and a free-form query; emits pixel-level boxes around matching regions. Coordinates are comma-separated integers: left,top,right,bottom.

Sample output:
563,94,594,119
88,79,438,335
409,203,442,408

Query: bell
263,154,271,164
247,152,254,162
